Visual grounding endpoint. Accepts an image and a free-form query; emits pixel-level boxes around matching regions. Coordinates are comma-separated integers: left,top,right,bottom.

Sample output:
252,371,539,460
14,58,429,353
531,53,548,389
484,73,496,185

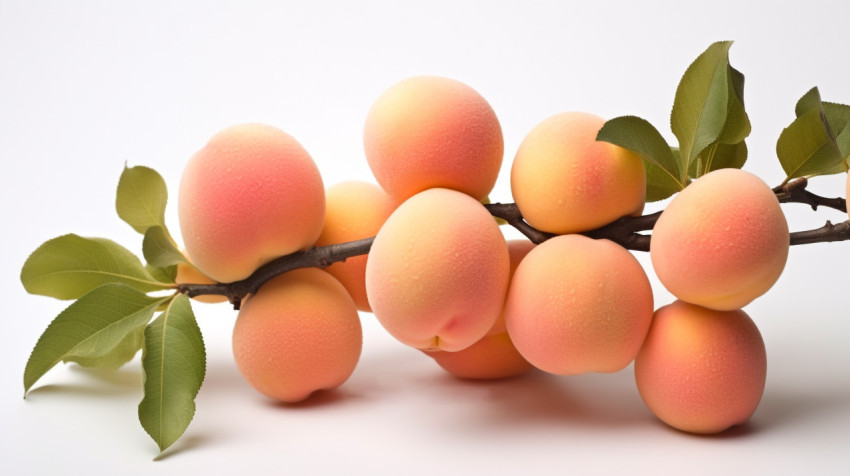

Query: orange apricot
634,300,767,434
426,239,536,379
314,181,396,312
178,123,325,283
510,111,645,234
363,76,503,202
232,268,362,403
650,168,789,311
426,332,533,380
504,234,654,375
365,188,510,352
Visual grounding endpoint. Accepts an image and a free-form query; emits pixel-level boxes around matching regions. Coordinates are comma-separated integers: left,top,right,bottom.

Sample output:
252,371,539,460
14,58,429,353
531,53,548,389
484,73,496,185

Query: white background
2,0,850,474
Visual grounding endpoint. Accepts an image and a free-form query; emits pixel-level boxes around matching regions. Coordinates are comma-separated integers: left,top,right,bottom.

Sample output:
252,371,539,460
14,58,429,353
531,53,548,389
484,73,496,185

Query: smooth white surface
2,1,849,474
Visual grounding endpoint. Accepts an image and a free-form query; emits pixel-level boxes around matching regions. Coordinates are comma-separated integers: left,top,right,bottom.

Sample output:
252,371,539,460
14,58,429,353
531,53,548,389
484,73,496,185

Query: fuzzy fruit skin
178,123,325,283
232,268,362,403
504,234,654,375
510,111,645,234
634,300,767,434
314,181,396,312
364,76,504,202
365,188,510,352
425,332,533,380
426,240,536,379
650,168,789,311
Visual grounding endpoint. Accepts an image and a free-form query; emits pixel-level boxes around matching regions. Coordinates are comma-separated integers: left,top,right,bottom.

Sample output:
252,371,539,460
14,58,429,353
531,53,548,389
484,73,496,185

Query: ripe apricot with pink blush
314,181,396,312
364,76,504,201
634,300,767,434
178,123,325,284
365,188,510,352
510,111,645,234
426,332,533,380
232,268,362,403
650,168,789,311
504,234,654,375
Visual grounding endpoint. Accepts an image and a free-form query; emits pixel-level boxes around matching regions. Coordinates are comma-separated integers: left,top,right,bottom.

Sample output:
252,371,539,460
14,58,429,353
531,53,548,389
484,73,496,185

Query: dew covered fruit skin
178,123,325,284
363,76,504,202
365,188,510,352
650,168,789,311
510,111,645,234
505,234,654,375
634,300,767,434
426,333,533,380
426,240,536,379
314,181,396,312
232,268,362,403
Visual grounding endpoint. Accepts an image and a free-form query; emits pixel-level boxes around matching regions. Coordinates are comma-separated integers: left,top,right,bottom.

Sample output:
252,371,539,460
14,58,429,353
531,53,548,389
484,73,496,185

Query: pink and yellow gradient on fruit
314,181,396,312
427,240,536,379
650,168,789,311
232,268,362,403
365,188,510,352
178,123,325,284
634,300,767,434
510,111,646,234
426,333,533,380
363,76,504,202
504,234,654,375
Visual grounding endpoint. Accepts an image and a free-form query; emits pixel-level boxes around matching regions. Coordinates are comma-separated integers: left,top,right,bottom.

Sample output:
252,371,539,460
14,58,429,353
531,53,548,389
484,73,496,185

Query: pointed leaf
138,295,206,453
64,323,146,370
795,87,822,117
21,234,172,300
777,106,844,180
718,65,750,145
597,116,684,202
23,284,166,394
143,226,188,268
817,101,850,174
116,165,169,234
671,41,734,181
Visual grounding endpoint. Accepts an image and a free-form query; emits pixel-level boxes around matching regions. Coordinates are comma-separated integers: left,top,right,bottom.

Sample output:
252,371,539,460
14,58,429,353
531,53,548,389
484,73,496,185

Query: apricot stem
177,180,850,309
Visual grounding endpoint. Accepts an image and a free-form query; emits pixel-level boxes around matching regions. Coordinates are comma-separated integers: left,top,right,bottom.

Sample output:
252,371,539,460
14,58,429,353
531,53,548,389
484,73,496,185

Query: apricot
426,240,536,379
178,123,325,283
504,234,654,375
650,168,789,311
365,188,510,352
426,332,533,380
314,181,396,312
232,268,362,403
363,76,504,202
634,300,767,434
510,111,645,234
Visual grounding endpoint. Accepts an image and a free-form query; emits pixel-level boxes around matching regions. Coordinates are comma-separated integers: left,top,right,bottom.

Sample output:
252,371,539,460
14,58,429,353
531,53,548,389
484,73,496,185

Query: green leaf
718,65,751,145
795,87,822,117
597,116,685,202
23,284,167,394
671,41,734,182
116,165,169,235
147,264,178,285
823,101,850,134
143,226,188,268
138,295,206,454
777,106,844,181
64,323,146,370
21,234,173,300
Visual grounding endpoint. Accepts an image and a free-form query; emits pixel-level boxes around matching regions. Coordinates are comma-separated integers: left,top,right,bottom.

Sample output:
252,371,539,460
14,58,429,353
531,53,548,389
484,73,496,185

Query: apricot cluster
175,76,786,434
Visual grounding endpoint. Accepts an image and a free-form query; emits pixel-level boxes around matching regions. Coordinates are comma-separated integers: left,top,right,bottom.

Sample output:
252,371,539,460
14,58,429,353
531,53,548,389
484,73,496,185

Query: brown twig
178,180,850,308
